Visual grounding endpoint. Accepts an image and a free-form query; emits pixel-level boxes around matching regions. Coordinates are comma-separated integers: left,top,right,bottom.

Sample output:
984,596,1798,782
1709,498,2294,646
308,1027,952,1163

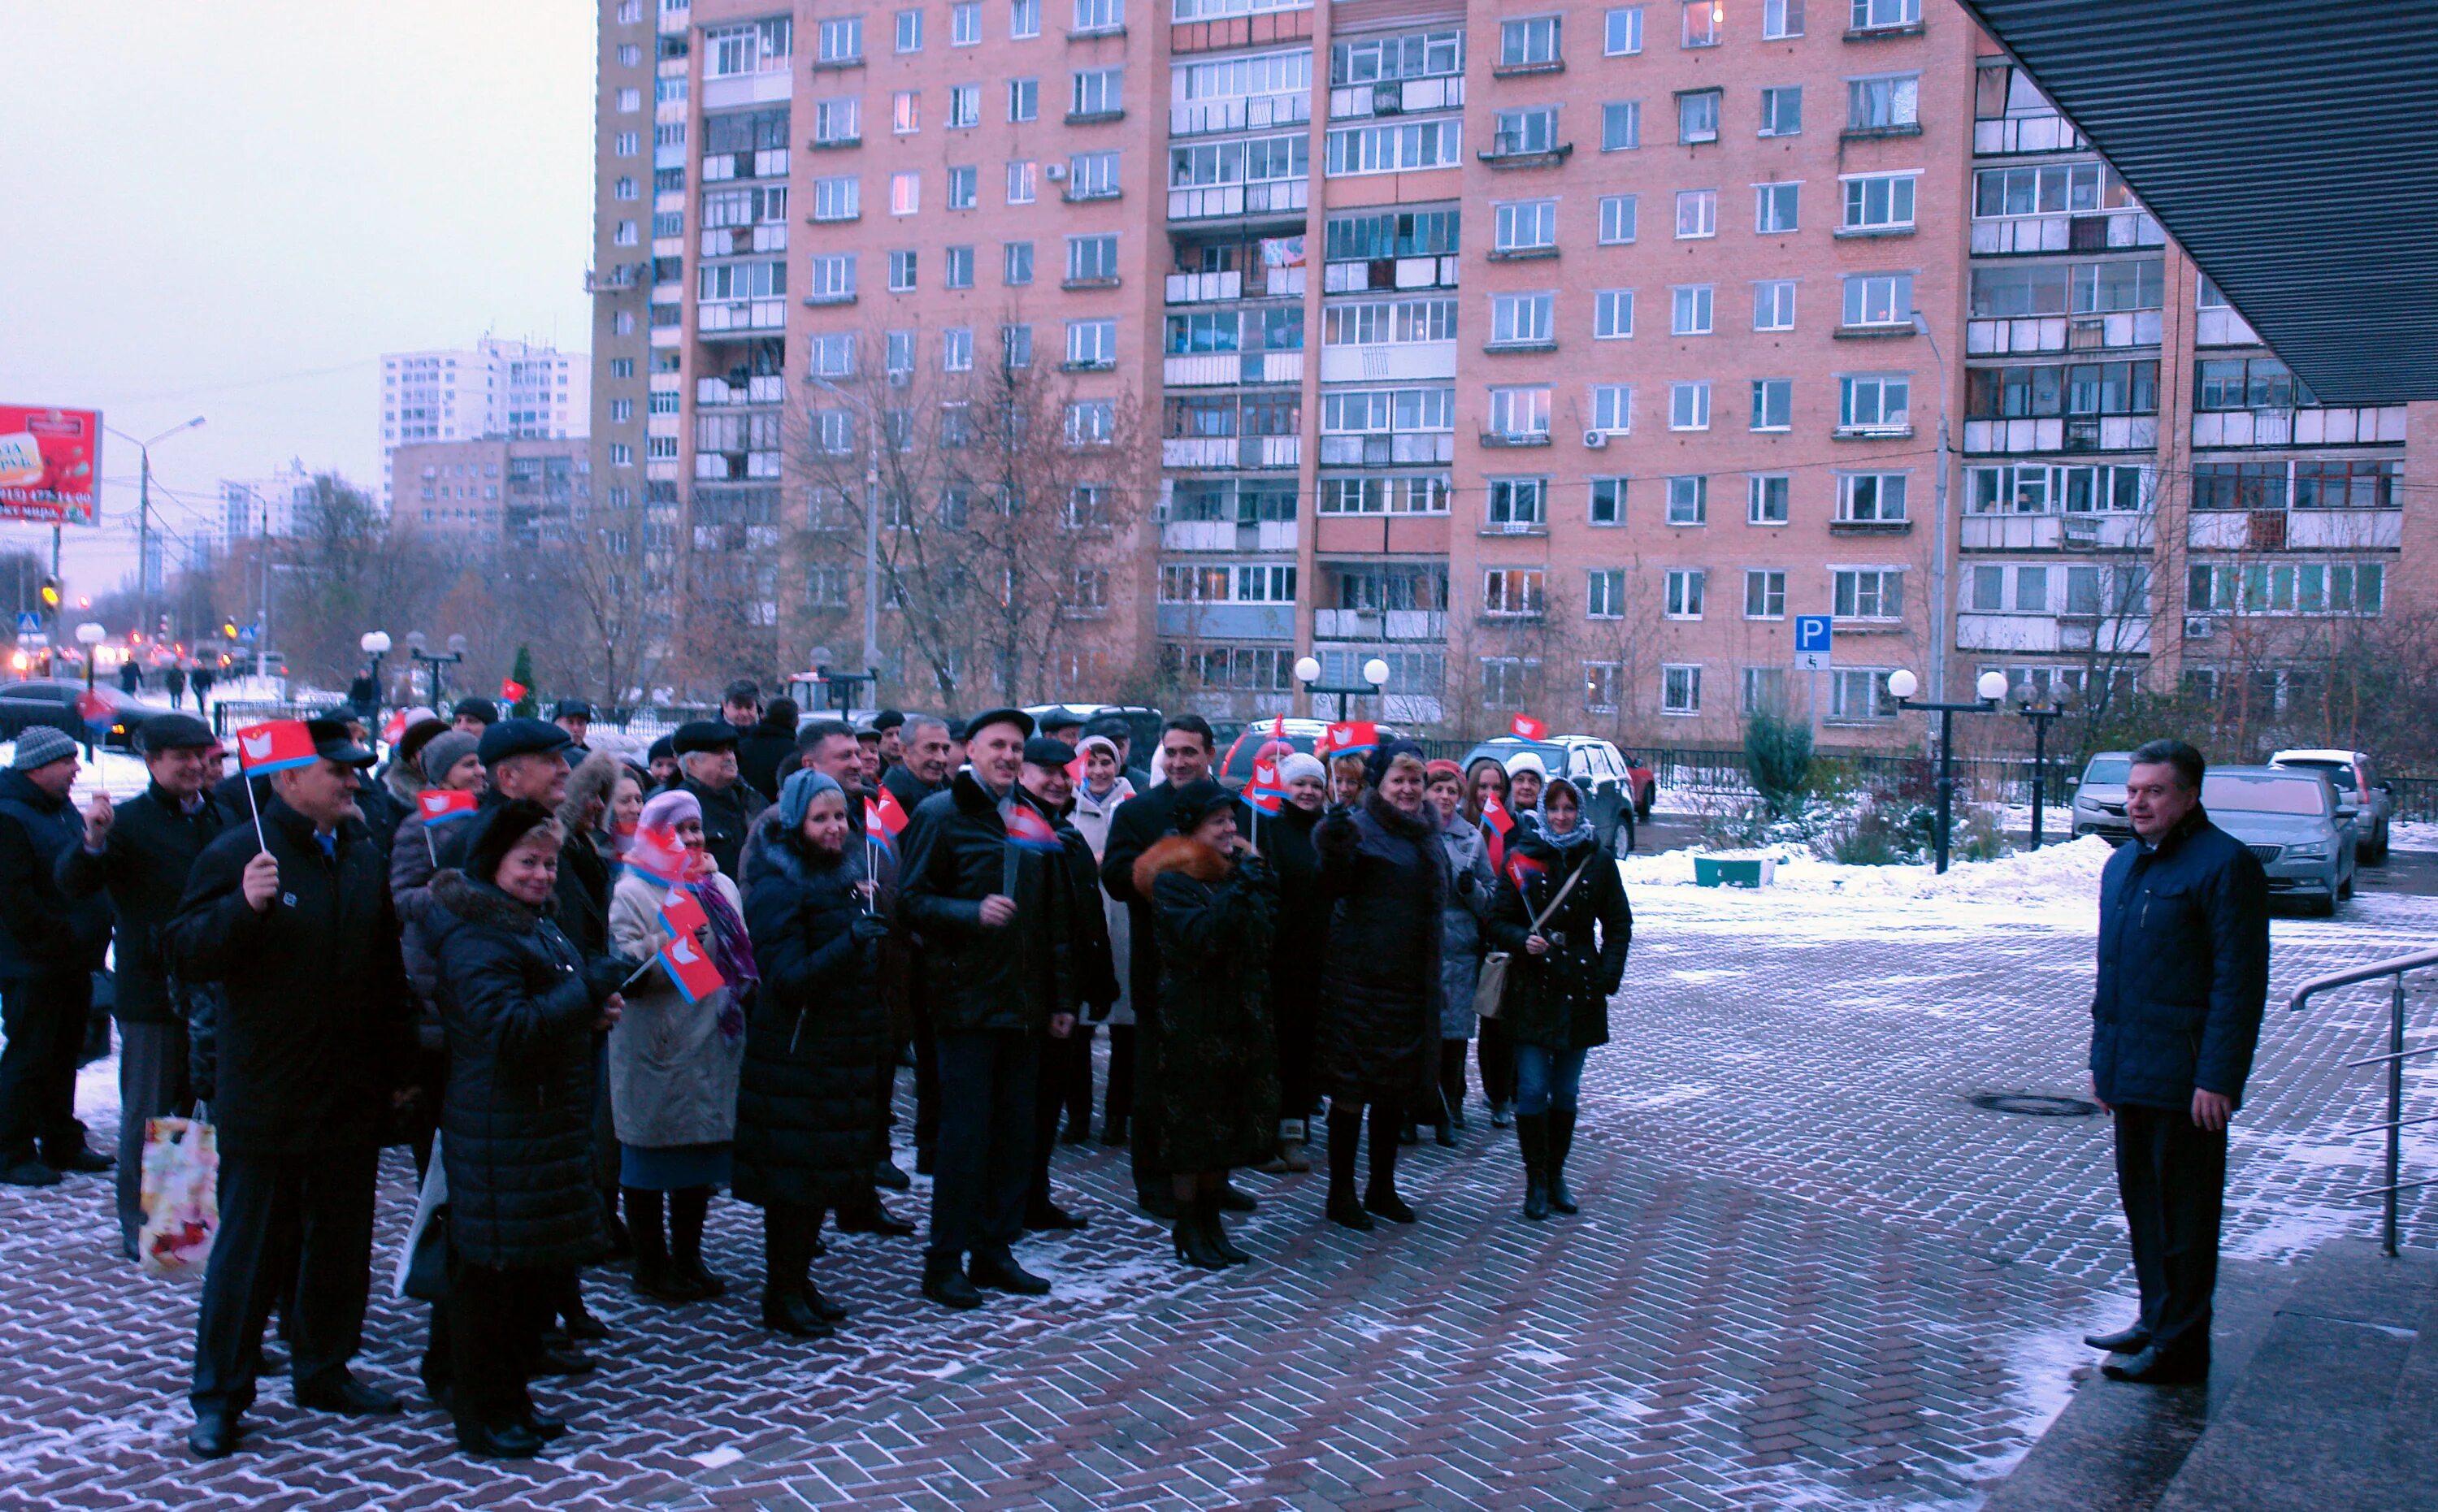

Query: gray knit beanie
417,730,482,789
11,726,78,772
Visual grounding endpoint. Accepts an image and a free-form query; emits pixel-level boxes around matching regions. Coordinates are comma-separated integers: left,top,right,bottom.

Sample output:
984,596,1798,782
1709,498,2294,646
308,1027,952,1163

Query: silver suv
2271,748,2392,863
2070,751,2137,843
2202,765,2357,916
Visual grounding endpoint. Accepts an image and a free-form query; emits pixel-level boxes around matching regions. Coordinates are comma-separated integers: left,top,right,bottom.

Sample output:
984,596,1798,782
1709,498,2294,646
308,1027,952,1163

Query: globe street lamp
74,622,107,759
405,631,468,708
1889,666,2009,874
2014,681,2076,851
1295,653,1390,721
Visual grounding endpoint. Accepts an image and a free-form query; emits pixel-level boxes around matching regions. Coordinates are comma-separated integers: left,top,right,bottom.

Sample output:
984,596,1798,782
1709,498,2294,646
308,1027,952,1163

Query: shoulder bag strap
1525,853,1594,935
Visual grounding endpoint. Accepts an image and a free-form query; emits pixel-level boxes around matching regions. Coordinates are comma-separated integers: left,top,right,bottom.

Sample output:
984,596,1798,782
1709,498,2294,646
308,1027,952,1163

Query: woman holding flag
606,789,753,1302
1485,776,1631,1222
1425,760,1496,1148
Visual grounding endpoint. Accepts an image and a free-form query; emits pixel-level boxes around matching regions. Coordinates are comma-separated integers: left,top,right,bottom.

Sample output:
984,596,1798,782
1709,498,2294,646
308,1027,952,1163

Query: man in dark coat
0,727,115,1187
883,714,953,815
329,708,402,862
2085,739,2270,1385
870,708,907,778
1097,716,1223,1219
896,708,1074,1310
1017,737,1118,1233
553,699,596,756
57,714,228,1250
675,719,767,878
119,659,141,695
735,697,800,803
164,719,416,1458
879,712,954,1169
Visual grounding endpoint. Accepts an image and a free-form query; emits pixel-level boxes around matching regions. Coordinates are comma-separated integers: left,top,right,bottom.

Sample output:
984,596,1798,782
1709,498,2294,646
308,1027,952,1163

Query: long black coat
1486,831,1631,1052
2091,808,2271,1111
1257,802,1323,1038
1312,792,1443,1104
735,830,887,1209
896,772,1073,1033
162,799,414,1157
683,774,767,882
0,768,111,982
734,718,799,808
1140,836,1278,1172
1101,780,1244,1027
426,869,608,1270
56,782,228,1022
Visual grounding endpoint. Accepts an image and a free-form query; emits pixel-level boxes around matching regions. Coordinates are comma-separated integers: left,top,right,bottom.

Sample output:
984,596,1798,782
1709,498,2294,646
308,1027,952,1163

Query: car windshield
2203,773,2327,817
2280,759,2357,794
2082,756,2132,785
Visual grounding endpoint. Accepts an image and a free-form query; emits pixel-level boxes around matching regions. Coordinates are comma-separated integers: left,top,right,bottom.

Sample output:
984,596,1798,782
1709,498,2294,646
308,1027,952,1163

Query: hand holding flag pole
232,721,319,852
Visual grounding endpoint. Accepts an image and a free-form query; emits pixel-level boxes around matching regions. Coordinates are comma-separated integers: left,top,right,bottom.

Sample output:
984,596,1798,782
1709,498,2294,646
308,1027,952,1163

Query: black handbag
402,1205,450,1302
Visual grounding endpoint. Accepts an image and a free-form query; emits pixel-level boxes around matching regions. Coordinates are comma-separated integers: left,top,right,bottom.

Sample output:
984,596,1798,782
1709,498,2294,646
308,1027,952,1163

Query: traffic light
222,619,237,639
37,578,59,610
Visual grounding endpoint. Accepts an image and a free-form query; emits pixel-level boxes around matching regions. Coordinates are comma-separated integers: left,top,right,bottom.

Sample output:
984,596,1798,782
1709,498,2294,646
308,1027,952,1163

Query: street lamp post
105,416,206,648
804,643,876,715
405,631,467,709
1889,667,2009,874
359,630,393,718
1294,654,1390,721
2012,682,2076,850
1912,313,1952,703
74,622,106,760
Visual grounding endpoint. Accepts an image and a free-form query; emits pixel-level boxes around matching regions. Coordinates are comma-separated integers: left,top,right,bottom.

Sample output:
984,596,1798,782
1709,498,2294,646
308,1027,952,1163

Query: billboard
0,405,102,525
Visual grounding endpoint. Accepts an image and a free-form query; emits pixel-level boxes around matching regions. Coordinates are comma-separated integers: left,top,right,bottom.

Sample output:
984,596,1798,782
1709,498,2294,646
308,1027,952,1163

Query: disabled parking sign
1793,616,1833,671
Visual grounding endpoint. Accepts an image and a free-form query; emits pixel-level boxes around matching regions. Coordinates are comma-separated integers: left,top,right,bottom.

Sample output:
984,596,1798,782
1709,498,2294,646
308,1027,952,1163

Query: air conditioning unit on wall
1043,162,1067,181
2183,615,2215,639
1582,430,1608,448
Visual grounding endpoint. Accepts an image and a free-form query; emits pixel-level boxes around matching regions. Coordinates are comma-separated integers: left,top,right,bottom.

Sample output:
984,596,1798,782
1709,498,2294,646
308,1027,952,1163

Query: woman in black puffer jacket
737,770,891,1339
424,800,627,1460
1311,739,1443,1232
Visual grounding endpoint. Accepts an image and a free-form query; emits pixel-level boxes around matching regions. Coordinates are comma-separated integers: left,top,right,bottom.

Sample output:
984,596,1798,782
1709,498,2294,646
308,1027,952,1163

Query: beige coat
607,870,747,1149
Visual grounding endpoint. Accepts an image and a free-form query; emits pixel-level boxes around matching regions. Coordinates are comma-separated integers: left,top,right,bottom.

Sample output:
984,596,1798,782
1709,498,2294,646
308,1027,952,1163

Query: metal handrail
2290,944,2438,1257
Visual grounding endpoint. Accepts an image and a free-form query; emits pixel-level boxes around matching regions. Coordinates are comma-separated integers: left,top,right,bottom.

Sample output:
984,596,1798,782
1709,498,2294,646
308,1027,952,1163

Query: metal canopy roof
1956,0,2438,405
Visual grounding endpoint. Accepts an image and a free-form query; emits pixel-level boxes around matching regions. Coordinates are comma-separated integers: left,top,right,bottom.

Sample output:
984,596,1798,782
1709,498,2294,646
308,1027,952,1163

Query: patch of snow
690,1445,746,1470
1614,1084,1713,1111
1620,834,2114,921
2389,820,2438,854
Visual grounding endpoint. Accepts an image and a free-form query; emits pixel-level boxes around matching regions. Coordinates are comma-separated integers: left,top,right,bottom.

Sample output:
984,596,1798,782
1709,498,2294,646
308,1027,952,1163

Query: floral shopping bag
137,1114,219,1279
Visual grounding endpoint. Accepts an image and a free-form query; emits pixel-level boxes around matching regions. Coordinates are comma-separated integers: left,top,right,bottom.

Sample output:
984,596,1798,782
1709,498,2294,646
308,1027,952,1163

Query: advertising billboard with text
0,405,102,524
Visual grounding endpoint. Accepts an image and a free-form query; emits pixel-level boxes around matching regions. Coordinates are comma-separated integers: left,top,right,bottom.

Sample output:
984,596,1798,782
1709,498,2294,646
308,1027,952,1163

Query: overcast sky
0,1,593,599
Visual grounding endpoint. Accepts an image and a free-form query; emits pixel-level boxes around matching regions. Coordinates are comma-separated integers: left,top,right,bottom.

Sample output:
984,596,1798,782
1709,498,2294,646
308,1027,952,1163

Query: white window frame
1668,380,1711,431
1836,471,1909,522
1587,567,1629,619
1594,289,1634,340
1589,384,1632,434
1842,271,1914,327
1664,569,1706,619
1744,569,1787,620
1605,6,1644,54
1832,566,1906,621
1747,473,1790,525
1675,188,1717,239
1750,379,1793,432
1599,194,1638,245
1589,476,1626,525
1670,284,1714,336
1666,474,1707,525
1764,0,1805,38
1837,374,1911,433
1759,84,1802,136
1662,664,1703,715
1494,199,1559,252
1754,279,1798,331
1755,181,1800,234
1840,171,1920,232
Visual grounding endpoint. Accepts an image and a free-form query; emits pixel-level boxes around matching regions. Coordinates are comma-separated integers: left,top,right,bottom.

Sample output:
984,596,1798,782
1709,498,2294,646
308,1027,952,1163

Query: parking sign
1793,615,1833,671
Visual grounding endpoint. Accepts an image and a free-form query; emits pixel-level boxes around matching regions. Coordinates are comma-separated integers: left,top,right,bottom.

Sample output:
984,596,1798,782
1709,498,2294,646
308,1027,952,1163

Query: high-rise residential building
594,0,2427,737
390,436,596,550
220,460,319,540
379,337,588,509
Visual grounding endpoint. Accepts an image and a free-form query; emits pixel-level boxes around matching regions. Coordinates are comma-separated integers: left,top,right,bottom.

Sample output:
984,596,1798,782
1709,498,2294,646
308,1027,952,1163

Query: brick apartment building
589,0,2430,743
390,435,598,551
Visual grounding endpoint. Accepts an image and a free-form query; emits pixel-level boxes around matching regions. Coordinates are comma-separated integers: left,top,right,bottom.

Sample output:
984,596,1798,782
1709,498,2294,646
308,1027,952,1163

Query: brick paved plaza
2,882,2431,1511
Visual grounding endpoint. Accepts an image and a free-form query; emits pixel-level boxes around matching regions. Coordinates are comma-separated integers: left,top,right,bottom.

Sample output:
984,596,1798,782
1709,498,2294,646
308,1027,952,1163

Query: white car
2271,748,2392,862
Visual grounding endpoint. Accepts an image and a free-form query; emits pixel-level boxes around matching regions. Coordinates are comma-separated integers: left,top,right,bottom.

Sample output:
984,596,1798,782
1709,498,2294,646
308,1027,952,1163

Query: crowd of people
0,682,1636,1462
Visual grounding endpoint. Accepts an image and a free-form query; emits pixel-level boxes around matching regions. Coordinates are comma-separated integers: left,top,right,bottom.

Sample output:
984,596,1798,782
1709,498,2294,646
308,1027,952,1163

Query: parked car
1459,735,1644,851
1215,717,1403,788
1024,703,1164,762
2069,750,2138,843
0,679,171,752
2202,765,2357,916
2271,747,2393,862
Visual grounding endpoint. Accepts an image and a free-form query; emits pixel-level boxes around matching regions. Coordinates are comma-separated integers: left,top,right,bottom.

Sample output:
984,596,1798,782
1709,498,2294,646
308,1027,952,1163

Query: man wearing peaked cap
553,700,596,755
675,718,767,878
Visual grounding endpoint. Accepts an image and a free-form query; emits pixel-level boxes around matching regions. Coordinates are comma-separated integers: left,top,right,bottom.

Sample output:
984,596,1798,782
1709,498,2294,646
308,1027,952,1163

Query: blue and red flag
865,786,910,851
625,823,692,886
1505,848,1547,891
1243,757,1286,816
1005,801,1065,854
657,932,727,1004
1481,795,1515,872
417,790,479,827
658,886,709,938
1321,721,1378,760
75,689,113,731
1509,713,1547,740
232,720,319,774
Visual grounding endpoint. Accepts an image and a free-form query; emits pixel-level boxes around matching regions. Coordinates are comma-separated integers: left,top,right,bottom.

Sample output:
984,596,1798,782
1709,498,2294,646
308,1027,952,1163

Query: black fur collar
431,868,546,933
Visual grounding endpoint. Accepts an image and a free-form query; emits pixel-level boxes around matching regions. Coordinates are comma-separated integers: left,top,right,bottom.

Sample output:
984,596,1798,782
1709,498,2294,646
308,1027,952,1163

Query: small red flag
1321,721,1378,758
1507,850,1548,890
75,690,112,729
500,677,528,703
1510,714,1547,740
1245,758,1285,815
658,886,709,937
1481,795,1513,870
417,790,479,826
625,823,692,885
232,721,319,773
868,786,910,842
1005,802,1064,853
657,932,727,1003
381,709,410,745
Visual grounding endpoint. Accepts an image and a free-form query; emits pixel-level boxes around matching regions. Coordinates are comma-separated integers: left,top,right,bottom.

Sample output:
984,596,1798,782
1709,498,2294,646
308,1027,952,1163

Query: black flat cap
961,707,1035,743
1022,736,1078,768
137,713,215,753
477,716,575,766
674,719,742,755
553,699,595,721
305,717,377,768
871,708,906,731
452,696,500,726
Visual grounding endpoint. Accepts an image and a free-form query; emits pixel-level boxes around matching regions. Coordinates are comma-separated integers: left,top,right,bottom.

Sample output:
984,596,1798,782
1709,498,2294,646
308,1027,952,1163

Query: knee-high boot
1325,1104,1372,1230
1546,1107,1580,1215
1516,1113,1551,1221
626,1188,688,1301
669,1186,726,1297
760,1207,828,1337
1364,1100,1416,1223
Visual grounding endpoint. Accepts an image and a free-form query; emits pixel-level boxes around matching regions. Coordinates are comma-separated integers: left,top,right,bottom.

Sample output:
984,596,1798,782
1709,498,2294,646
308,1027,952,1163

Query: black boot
760,1209,831,1338
1364,1102,1416,1224
1202,1190,1251,1266
626,1189,691,1302
1325,1105,1373,1230
1173,1197,1229,1268
1439,1041,1468,1133
668,1185,726,1297
922,1253,984,1310
1546,1107,1580,1215
1516,1113,1552,1221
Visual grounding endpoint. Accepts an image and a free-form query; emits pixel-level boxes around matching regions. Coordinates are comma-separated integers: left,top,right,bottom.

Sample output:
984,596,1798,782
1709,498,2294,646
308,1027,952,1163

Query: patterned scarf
687,863,757,1040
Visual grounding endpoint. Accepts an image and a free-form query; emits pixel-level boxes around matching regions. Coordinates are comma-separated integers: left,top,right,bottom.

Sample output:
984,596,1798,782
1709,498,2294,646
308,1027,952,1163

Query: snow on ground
2389,820,2438,853
1619,833,2115,927
0,739,153,801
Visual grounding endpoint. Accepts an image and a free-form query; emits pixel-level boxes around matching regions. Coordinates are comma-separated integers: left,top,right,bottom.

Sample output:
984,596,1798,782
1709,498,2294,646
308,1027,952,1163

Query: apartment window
609,357,635,379
1664,569,1706,618
1829,669,1896,722
617,3,642,26
942,327,975,371
1012,0,1042,37
1499,16,1562,67
1837,472,1908,521
1326,119,1464,175
1481,656,1540,710
1066,233,1119,280
896,9,923,51
1833,568,1903,620
1671,284,1713,335
1759,85,1802,136
1066,318,1118,367
1848,74,1920,132
952,1,982,43
1750,379,1793,431
610,398,634,422
813,175,860,220
1588,569,1628,619
888,249,918,290
2194,356,2300,411
1753,279,1798,332
1494,106,1560,155
614,219,638,245
612,311,635,335
809,333,857,377
1675,188,1717,238
1850,0,1920,31
1586,663,1625,714
618,86,643,112
1590,384,1632,434
1662,665,1702,714
1486,477,1547,526
610,443,634,466
614,175,638,201
1842,172,1919,232
810,253,857,299
1074,0,1123,30
887,330,918,375
1487,386,1551,437
1590,477,1626,525
1764,0,1805,37
1490,292,1555,346
1004,240,1035,284
1668,381,1711,431
1744,570,1787,619
1667,474,1707,524
1677,89,1720,144
1069,150,1120,197
890,171,920,214
1002,323,1034,368
814,96,861,143
1755,182,1800,234
939,84,978,128
1007,159,1037,203
941,165,975,209
1594,289,1634,339
1747,474,1790,523
614,132,640,157
1494,199,1558,252
818,16,863,62
1599,194,1638,245
1481,567,1547,617
1837,375,1910,431
1606,6,1644,53
1071,67,1122,116
1603,102,1642,151
1842,272,1913,327
1065,400,1117,444
895,91,921,132
944,245,975,288
1009,77,1039,122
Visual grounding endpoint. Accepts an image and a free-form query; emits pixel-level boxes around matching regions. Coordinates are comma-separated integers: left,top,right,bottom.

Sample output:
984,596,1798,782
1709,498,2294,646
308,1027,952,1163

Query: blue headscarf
779,767,844,831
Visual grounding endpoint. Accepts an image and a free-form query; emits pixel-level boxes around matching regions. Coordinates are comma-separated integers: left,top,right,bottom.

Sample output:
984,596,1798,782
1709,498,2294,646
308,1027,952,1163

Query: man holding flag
165,718,416,1458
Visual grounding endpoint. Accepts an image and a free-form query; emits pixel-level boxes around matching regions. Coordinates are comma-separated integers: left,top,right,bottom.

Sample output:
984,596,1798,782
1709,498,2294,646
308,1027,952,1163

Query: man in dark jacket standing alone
2085,739,2269,1385
58,714,228,1250
0,727,115,1187
897,708,1074,1309
166,719,416,1458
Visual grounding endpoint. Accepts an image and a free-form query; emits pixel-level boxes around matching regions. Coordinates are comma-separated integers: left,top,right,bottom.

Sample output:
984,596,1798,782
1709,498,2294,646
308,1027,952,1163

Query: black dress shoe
874,1156,913,1192
1325,1189,1376,1232
0,1159,61,1188
560,1307,610,1342
1433,1122,1458,1148
524,1413,568,1441
1364,1186,1417,1224
457,1419,547,1459
1217,1181,1256,1213
44,1145,113,1174
1023,1202,1089,1233
805,1284,851,1322
836,1204,916,1237
2084,1324,2152,1354
530,1346,596,1377
188,1414,241,1459
295,1376,403,1415
2101,1345,2210,1384
1060,1120,1093,1146
967,1250,1052,1296
761,1289,835,1339
922,1254,984,1311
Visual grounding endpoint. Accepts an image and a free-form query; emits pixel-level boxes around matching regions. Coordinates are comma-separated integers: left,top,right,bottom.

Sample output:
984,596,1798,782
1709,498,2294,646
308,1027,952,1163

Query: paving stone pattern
0,888,2430,1510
